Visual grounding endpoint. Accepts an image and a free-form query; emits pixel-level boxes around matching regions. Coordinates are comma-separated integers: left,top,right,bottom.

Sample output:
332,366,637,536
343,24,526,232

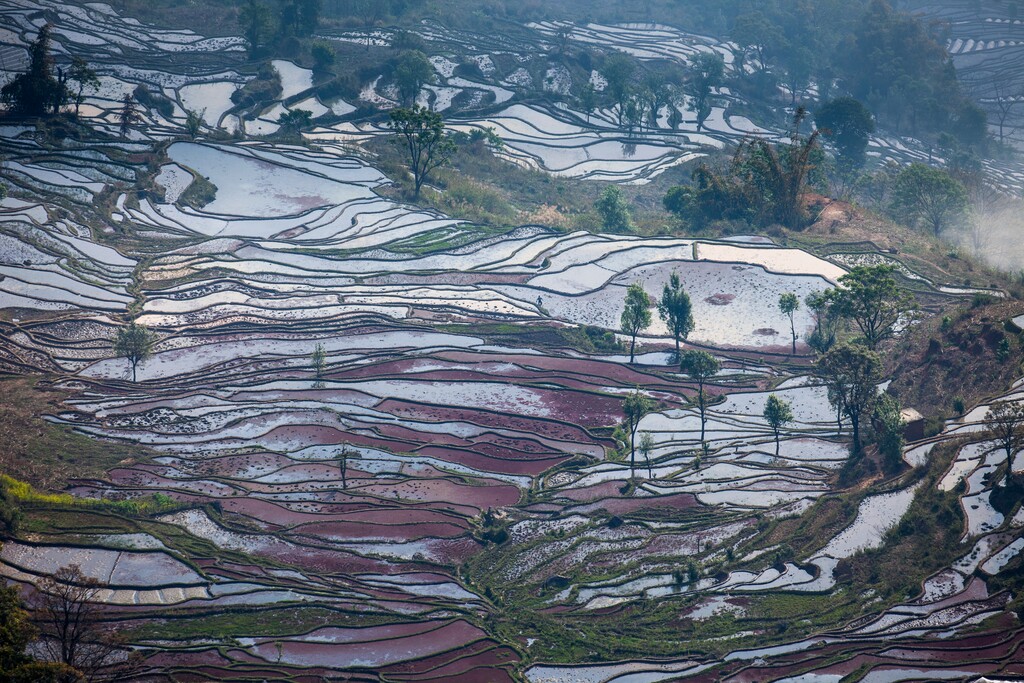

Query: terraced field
0,1,1023,681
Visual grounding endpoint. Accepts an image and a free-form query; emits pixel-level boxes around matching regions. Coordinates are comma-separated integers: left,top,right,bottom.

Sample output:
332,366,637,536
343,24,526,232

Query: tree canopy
763,394,794,457
623,389,654,478
387,105,457,198
595,186,633,233
620,283,652,364
832,264,914,350
890,163,969,236
113,322,156,383
1,25,67,117
779,292,800,355
657,272,695,360
685,52,725,131
680,350,721,447
393,50,436,106
817,342,882,452
815,97,875,172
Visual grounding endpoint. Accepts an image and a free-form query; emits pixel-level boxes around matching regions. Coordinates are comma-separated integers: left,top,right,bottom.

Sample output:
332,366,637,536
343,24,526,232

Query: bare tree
968,71,1024,145
35,565,140,682
985,400,1024,484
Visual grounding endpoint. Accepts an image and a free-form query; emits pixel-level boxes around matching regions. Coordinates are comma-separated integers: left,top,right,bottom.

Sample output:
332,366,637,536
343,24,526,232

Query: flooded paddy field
0,1,1022,681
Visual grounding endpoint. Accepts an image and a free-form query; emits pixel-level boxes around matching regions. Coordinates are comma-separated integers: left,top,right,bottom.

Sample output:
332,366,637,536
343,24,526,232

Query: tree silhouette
112,322,156,382
620,283,652,363
658,272,695,361
763,394,794,457
680,350,721,447
387,105,456,198
623,390,654,479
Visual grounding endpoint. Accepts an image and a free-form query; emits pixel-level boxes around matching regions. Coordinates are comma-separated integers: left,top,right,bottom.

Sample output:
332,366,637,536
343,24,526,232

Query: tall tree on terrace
680,350,721,448
36,565,139,680
239,0,274,56
873,393,906,474
685,52,724,131
620,283,652,364
816,342,882,453
890,163,969,236
779,292,800,355
387,105,456,198
815,97,875,173
184,108,206,139
602,52,637,126
311,342,326,388
639,431,655,479
805,289,842,354
657,271,695,361
623,389,654,479
338,446,359,489
831,264,915,350
984,400,1024,484
1,24,68,116
118,93,140,137
279,0,321,37
763,394,794,458
68,57,99,118
731,11,782,74
112,322,156,383
393,50,435,106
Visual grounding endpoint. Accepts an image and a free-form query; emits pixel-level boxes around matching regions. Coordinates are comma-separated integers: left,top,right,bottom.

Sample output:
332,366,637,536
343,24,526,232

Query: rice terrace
0,0,1023,681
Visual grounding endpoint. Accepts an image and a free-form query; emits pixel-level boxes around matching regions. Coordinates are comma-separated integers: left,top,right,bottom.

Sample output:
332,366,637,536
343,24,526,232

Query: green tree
595,186,633,232
620,283,652,364
639,431,655,479
680,350,721,447
730,110,823,229
386,105,457,198
841,0,967,139
311,40,336,71
277,108,313,135
1,24,67,116
0,584,34,674
779,292,800,355
763,394,794,457
805,289,842,354
731,11,782,73
393,50,435,106
890,163,969,236
184,108,205,139
0,584,82,682
578,82,597,122
279,0,321,36
67,57,99,118
623,389,654,479
311,342,326,388
239,0,274,56
817,342,882,452
873,393,906,473
783,45,814,105
112,322,156,383
602,52,637,125
832,264,914,350
118,93,139,138
984,400,1024,484
815,97,875,171
658,271,695,360
685,52,724,131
